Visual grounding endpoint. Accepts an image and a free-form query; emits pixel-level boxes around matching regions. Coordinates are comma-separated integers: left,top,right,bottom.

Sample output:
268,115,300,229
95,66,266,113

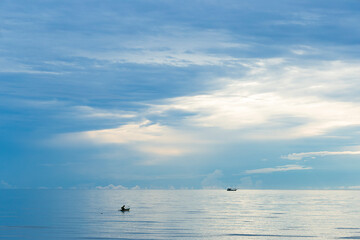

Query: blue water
1,190,360,239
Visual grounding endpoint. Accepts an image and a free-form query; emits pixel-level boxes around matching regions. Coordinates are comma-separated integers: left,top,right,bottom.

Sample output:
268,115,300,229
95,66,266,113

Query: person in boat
121,205,126,211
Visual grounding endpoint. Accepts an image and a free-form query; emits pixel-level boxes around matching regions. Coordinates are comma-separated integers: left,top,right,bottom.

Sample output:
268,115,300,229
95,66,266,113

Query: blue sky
1,0,360,189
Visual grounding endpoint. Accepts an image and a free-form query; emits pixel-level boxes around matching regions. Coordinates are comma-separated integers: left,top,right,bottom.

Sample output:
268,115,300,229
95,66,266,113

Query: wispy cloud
96,184,127,190
80,50,238,67
72,106,136,119
290,45,317,56
0,58,62,75
0,180,15,189
272,12,322,26
74,28,245,67
245,165,312,174
54,120,205,160
282,151,360,160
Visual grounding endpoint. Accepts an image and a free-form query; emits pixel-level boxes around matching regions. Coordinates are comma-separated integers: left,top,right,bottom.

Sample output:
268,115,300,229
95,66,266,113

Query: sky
1,0,360,190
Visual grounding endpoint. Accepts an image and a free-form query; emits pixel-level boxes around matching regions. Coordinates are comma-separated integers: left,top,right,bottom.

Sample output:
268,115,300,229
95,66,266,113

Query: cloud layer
2,0,360,189
283,151,360,161
245,165,312,174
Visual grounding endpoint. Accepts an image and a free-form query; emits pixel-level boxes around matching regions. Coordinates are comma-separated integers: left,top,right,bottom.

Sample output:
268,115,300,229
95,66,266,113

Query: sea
1,189,360,239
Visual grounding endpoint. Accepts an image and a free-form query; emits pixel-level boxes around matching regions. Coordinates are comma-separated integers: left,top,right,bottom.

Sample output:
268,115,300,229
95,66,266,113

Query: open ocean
1,189,360,239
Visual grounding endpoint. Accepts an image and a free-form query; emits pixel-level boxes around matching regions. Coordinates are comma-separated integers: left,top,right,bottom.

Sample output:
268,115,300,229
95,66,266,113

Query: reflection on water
1,190,360,239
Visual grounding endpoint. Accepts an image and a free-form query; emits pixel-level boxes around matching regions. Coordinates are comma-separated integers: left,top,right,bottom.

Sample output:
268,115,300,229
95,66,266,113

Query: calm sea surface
1,189,360,239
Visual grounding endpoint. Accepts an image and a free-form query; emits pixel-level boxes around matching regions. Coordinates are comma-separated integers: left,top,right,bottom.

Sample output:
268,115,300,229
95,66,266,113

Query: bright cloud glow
54,59,360,163
73,106,136,119
149,60,360,139
56,120,203,158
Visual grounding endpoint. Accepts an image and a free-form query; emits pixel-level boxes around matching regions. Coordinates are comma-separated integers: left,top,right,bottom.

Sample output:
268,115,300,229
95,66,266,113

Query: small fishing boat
119,205,130,211
119,208,130,212
227,188,237,191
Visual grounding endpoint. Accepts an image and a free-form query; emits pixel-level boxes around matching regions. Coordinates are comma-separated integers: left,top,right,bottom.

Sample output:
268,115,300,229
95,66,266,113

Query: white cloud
290,45,317,55
149,59,360,139
55,120,204,159
53,59,360,164
0,180,14,189
282,151,360,160
339,186,360,190
238,176,262,189
60,120,182,144
245,165,312,174
72,106,136,119
96,184,128,190
201,169,223,189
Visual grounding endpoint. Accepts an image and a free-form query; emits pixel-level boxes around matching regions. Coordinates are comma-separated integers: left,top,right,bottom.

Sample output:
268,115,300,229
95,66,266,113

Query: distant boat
119,205,130,212
119,208,130,212
227,188,237,191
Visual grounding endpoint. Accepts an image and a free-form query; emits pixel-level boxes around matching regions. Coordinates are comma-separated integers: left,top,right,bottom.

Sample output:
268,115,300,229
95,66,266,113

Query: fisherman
121,205,126,211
